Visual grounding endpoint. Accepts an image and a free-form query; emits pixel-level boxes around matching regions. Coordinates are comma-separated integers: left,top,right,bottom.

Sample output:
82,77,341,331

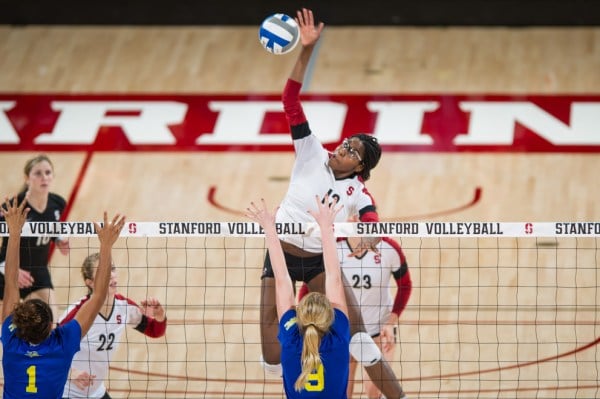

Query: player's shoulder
115,293,139,306
380,237,404,256
48,192,67,207
54,318,82,340
348,175,375,197
333,307,349,322
381,237,402,250
59,295,91,324
331,308,350,336
336,174,368,195
2,314,14,333
279,308,298,330
379,237,406,265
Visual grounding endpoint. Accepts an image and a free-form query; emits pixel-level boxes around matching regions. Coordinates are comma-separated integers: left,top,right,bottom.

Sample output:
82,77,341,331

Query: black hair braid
352,133,381,181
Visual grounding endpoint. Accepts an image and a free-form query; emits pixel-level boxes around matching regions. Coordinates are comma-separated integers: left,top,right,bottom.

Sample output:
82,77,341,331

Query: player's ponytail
81,252,101,294
295,324,322,391
294,292,335,391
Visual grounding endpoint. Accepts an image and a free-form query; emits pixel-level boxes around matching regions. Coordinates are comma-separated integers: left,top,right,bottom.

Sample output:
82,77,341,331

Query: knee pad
349,332,382,366
260,354,282,377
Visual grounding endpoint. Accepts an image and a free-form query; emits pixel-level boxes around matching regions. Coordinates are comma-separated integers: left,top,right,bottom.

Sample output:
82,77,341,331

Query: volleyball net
1,221,599,398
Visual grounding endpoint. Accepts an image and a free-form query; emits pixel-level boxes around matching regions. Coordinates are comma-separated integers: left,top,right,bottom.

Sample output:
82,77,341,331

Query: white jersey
339,238,404,336
59,294,151,398
277,133,376,253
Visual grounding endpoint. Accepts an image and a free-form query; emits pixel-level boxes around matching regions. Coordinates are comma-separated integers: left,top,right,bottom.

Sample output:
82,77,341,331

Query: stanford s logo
346,186,354,196
524,223,533,234
128,223,137,234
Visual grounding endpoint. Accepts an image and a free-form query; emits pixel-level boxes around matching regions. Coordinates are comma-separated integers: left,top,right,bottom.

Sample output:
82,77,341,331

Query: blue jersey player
247,195,350,398
0,195,125,399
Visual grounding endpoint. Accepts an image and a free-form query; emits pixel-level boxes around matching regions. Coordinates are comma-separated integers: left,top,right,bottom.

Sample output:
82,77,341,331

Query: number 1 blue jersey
278,308,350,398
1,315,81,398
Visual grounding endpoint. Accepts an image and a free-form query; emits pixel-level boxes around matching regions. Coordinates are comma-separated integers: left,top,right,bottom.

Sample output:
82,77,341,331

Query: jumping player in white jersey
259,8,407,399
59,253,167,398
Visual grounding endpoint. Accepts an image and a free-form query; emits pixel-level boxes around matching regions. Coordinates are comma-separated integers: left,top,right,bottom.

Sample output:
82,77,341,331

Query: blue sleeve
1,315,14,344
60,319,82,355
277,308,299,346
332,308,350,342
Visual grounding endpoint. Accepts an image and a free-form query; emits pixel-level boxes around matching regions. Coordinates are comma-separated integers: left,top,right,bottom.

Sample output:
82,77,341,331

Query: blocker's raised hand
246,198,278,232
1,195,29,234
94,212,126,247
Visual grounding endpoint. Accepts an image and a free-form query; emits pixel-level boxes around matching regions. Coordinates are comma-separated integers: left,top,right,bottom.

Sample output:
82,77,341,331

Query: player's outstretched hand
94,212,126,247
295,8,324,47
1,195,29,233
246,199,278,232
308,194,343,231
141,297,166,322
70,369,96,390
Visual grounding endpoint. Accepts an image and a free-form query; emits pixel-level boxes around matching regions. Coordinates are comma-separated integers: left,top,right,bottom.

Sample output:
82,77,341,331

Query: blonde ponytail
294,324,322,391
293,292,335,392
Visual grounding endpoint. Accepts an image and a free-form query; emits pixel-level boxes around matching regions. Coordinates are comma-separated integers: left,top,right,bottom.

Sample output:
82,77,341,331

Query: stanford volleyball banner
0,93,599,152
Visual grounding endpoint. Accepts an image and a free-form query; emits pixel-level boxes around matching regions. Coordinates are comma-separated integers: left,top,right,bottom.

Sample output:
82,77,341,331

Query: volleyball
258,13,300,55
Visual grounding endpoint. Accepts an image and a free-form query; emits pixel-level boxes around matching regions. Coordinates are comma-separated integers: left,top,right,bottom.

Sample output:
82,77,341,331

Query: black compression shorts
0,265,54,299
261,250,324,283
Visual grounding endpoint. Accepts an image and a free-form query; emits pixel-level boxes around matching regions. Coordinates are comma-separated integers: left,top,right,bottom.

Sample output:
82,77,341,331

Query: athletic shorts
0,265,54,299
261,250,324,283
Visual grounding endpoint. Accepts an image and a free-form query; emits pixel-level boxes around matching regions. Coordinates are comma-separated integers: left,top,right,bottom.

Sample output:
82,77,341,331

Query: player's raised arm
246,199,295,319
289,8,324,83
308,195,347,315
0,196,30,322
74,212,125,338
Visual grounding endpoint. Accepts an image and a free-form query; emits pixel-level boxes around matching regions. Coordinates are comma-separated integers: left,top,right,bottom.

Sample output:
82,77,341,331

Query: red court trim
104,334,600,396
380,187,482,221
48,151,93,258
207,185,246,217
61,151,93,220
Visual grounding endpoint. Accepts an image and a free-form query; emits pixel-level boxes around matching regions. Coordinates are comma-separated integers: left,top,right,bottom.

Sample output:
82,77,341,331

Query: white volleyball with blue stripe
258,13,300,55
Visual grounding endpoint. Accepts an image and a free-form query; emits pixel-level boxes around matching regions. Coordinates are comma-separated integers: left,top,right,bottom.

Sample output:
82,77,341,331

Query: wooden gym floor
0,25,599,398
